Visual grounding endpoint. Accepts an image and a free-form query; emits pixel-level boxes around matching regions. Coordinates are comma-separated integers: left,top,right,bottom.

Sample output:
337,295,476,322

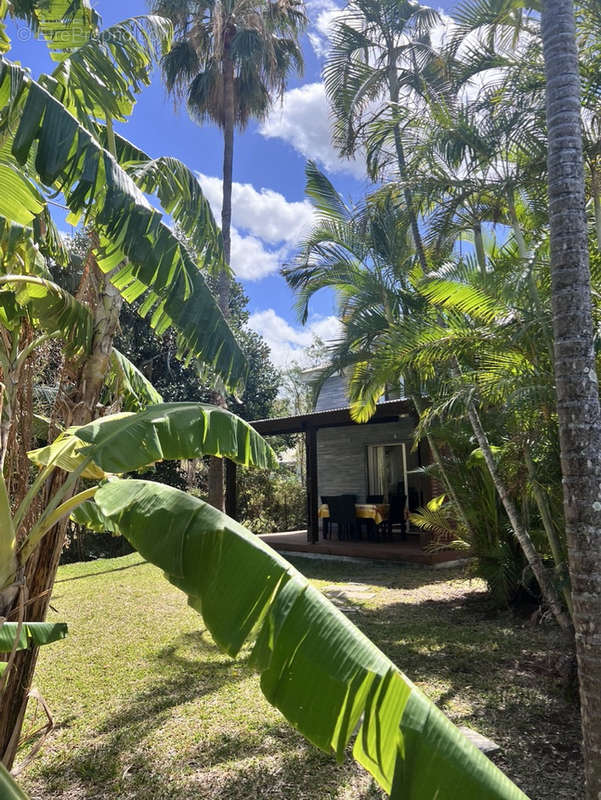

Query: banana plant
0,761,28,798
0,402,278,600
0,22,245,391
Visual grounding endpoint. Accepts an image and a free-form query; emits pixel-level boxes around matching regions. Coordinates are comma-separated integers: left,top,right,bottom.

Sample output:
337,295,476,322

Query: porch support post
225,458,237,520
305,425,319,544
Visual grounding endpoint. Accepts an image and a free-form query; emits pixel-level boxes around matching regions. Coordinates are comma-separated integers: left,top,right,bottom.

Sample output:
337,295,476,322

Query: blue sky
6,0,457,367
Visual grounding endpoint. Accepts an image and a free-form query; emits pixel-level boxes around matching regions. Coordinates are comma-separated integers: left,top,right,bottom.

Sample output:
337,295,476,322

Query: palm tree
324,0,444,271
284,163,474,543
286,162,574,629
152,0,306,509
541,0,601,795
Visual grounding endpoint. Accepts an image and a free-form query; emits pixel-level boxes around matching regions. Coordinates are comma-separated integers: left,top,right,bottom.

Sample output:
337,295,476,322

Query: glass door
367,442,426,510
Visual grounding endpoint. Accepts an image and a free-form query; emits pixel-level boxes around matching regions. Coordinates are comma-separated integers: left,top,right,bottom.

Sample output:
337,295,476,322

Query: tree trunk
466,402,572,631
387,62,428,273
208,41,236,512
473,223,487,276
542,2,601,795
591,167,601,251
0,257,122,769
410,392,474,538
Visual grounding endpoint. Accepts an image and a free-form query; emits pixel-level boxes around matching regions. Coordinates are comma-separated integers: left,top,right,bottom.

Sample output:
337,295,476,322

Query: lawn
18,553,581,799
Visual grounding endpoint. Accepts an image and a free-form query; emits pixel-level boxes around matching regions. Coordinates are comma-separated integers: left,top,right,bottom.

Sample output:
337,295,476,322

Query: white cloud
196,174,315,246
195,174,317,280
307,2,345,57
230,230,285,281
259,82,365,179
248,308,343,368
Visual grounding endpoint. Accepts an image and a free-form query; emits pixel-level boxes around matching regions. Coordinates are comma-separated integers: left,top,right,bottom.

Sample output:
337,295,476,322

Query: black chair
366,494,384,504
329,494,358,541
387,493,407,540
321,495,333,539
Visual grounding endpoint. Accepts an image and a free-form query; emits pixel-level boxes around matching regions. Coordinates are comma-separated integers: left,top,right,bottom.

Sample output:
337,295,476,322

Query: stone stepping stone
458,726,501,755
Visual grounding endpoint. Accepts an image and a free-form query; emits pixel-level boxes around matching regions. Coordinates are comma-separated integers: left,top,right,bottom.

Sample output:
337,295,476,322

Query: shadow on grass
286,554,470,590
28,569,581,800
31,630,250,797
338,595,582,800
54,558,148,584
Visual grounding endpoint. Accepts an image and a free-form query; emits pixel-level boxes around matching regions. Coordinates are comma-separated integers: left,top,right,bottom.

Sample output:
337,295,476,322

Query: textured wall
316,419,416,501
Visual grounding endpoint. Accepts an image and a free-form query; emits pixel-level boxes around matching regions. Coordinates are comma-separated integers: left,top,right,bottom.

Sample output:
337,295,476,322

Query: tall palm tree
324,0,443,271
152,0,306,509
541,0,601,795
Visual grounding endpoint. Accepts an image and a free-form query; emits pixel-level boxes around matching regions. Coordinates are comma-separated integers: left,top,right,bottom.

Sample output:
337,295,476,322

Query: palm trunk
524,446,572,615
473,223,487,276
208,43,235,513
466,402,571,631
0,255,122,769
387,62,428,273
542,2,601,795
591,168,601,251
410,392,473,538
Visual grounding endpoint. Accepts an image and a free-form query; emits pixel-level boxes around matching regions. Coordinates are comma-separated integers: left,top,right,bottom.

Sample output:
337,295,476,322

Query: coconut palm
541,0,601,795
151,0,306,509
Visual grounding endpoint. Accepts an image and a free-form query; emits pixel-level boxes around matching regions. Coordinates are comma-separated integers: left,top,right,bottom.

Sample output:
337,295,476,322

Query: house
236,371,435,549
309,371,430,514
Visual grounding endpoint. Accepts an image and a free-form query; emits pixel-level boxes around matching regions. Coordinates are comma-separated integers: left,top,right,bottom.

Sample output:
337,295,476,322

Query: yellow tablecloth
318,503,389,526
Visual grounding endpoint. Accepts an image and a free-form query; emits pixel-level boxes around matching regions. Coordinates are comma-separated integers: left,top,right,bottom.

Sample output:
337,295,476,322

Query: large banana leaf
28,402,278,475
2,0,98,61
17,1,98,60
0,162,43,225
71,495,120,534
106,348,164,411
0,762,28,799
0,61,246,390
0,0,9,54
0,274,93,355
89,478,529,800
47,15,172,124
0,622,67,652
115,136,226,278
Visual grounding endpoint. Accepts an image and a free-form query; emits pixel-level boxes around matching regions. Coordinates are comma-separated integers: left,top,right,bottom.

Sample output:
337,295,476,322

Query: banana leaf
28,402,278,476
0,162,43,225
10,0,99,61
106,348,163,411
88,478,529,800
0,60,247,391
0,621,67,652
0,273,93,356
71,497,120,534
46,15,172,123
0,762,28,799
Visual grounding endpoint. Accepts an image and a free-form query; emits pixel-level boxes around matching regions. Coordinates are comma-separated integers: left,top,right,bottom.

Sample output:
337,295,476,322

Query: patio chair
329,494,358,541
387,493,407,540
321,495,333,539
366,494,384,504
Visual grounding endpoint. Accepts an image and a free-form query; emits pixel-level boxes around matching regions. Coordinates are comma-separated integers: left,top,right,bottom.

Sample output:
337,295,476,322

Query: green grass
18,554,581,799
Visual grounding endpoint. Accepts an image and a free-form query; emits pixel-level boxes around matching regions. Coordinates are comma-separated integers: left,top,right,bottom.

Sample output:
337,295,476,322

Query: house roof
251,398,416,436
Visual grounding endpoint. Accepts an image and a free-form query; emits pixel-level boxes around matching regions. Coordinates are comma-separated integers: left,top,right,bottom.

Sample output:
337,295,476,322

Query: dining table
318,502,390,526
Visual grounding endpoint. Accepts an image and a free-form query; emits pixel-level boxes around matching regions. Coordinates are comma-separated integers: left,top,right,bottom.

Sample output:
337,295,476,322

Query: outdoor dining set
318,494,408,542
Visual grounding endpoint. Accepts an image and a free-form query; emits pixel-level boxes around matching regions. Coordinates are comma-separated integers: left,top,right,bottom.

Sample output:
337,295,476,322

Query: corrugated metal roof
251,398,415,436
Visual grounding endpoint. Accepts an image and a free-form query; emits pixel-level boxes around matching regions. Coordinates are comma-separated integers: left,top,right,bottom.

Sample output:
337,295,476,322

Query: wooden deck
259,530,470,567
